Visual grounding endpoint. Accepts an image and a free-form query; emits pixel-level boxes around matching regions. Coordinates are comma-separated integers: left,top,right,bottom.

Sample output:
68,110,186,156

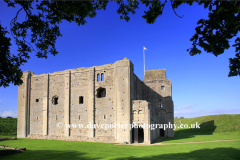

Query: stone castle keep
17,58,174,144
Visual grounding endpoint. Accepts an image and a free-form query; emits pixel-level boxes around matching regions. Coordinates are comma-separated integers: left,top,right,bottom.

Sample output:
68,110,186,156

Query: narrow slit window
159,101,163,108
56,115,57,120
104,115,106,119
79,96,83,104
101,73,104,81
97,74,100,81
54,98,58,105
79,115,80,120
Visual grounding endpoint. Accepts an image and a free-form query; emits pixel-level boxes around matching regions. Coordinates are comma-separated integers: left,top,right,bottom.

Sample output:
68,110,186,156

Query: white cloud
1,111,18,118
174,104,199,118
209,108,240,114
175,104,195,111
175,109,199,114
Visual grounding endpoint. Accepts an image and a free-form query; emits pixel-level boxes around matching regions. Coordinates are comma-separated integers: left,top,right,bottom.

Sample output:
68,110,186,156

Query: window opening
159,100,163,108
52,96,59,105
97,74,100,81
97,88,106,98
54,98,58,105
101,73,104,81
79,96,83,104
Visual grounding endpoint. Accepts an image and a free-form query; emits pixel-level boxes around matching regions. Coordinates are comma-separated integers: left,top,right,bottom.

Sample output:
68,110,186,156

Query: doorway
160,129,164,137
132,125,144,143
138,127,144,143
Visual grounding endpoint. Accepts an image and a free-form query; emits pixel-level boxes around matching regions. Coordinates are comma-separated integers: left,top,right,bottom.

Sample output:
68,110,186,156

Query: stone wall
70,70,89,137
144,69,174,138
94,65,114,139
30,75,44,135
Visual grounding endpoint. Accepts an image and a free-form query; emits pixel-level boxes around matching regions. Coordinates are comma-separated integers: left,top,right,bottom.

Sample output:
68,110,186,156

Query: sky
0,1,239,118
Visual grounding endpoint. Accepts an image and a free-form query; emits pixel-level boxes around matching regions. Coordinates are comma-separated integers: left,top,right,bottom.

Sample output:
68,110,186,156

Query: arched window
161,86,165,90
97,87,106,98
52,96,58,105
97,74,100,81
133,110,137,120
101,73,104,81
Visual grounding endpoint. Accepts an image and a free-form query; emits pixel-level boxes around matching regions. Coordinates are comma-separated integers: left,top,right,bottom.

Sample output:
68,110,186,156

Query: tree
1,0,108,87
178,1,240,77
0,0,239,87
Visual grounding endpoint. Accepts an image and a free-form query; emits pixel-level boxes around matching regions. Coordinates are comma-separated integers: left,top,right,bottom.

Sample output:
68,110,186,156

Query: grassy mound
156,114,240,143
174,114,240,134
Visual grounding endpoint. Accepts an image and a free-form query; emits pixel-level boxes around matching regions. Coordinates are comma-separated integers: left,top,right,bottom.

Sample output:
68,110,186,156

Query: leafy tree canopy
0,0,239,87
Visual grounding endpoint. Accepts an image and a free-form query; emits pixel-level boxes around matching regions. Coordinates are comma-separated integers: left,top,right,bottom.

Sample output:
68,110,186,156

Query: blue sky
0,1,239,118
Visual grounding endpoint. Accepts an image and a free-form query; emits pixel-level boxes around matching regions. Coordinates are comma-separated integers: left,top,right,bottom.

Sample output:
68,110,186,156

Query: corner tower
143,69,174,137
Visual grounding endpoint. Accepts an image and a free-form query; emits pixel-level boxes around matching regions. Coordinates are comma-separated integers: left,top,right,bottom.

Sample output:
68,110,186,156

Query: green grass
154,114,240,144
0,138,240,159
0,114,240,159
156,133,240,143
174,114,240,133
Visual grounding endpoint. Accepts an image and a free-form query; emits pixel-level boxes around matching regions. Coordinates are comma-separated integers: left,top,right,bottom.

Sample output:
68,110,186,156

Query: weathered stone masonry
17,58,174,144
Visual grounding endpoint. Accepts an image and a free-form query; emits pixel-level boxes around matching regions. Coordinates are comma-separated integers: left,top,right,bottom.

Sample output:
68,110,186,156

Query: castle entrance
132,125,144,143
160,129,164,137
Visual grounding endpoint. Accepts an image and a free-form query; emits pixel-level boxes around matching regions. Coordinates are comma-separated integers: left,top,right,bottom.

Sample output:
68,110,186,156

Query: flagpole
143,46,145,77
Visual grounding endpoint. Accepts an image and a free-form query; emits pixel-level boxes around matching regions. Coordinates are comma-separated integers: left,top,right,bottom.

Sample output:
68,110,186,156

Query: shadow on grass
114,148,240,160
1,149,102,160
153,120,217,143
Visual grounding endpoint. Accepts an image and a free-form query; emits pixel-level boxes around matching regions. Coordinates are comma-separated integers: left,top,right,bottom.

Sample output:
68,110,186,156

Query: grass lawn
0,114,240,159
0,138,240,160
154,132,240,143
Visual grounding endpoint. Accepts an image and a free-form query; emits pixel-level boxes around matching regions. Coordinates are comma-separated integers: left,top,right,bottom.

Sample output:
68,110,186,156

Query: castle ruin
17,58,174,144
